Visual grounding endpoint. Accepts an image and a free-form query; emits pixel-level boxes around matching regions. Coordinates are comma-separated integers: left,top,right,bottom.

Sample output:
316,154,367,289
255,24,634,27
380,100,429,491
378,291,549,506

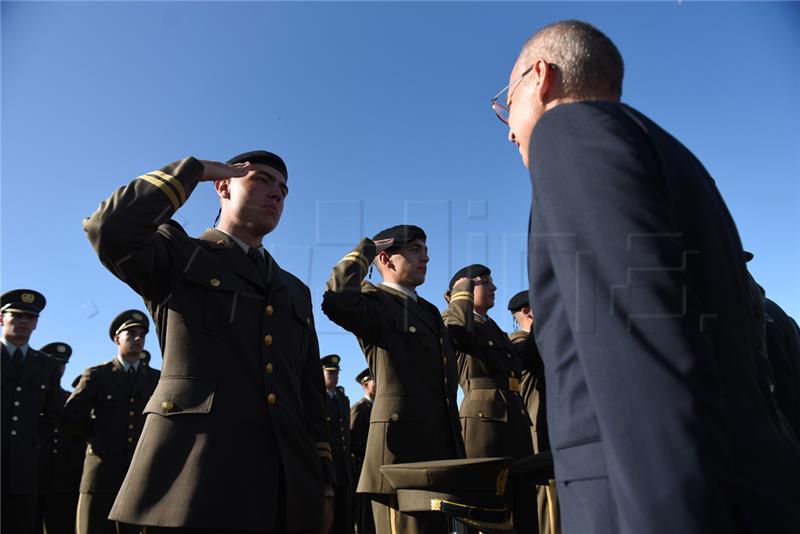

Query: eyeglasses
490,63,556,124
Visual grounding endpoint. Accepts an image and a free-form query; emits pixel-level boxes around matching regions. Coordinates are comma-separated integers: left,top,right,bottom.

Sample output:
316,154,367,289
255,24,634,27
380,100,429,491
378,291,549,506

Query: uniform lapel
111,357,131,392
17,349,41,385
197,228,267,292
377,285,440,335
1,344,19,381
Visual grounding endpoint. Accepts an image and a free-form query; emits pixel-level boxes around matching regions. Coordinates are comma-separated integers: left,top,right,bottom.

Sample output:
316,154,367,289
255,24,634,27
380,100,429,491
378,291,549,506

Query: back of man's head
520,20,624,101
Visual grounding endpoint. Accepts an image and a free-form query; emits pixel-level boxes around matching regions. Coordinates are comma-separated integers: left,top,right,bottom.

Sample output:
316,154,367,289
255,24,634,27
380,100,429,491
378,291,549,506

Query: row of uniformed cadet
1,291,161,534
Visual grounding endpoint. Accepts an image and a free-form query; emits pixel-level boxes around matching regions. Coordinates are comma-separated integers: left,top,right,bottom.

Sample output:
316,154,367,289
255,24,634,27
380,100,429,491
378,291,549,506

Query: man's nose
507,128,516,143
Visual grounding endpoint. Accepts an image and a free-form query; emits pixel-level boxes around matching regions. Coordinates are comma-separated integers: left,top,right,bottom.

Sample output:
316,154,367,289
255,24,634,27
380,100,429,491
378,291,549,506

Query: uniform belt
467,377,521,394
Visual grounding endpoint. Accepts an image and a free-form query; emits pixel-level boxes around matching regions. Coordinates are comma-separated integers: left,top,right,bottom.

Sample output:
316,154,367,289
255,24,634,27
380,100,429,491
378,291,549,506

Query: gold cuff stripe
145,172,184,206
139,175,180,211
450,291,473,300
450,294,473,303
315,442,332,452
340,252,369,272
149,170,186,205
318,450,333,461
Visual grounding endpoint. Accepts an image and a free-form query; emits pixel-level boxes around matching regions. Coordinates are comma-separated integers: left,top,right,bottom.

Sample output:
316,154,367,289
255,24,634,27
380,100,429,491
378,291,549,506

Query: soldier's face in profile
324,369,339,390
115,327,146,356
363,378,376,397
473,275,497,312
387,239,429,288
224,163,287,236
0,311,38,341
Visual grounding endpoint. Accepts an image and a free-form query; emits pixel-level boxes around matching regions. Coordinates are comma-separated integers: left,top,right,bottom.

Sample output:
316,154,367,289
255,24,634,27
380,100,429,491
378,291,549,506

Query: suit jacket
528,101,800,533
62,359,160,494
509,330,549,454
349,396,372,475
322,238,465,495
327,386,354,490
38,387,85,495
1,346,61,495
83,157,333,531
442,279,533,460
764,298,800,439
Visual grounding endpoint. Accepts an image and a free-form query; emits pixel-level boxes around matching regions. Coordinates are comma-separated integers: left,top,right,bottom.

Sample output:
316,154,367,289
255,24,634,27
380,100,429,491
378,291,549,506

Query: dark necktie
247,247,268,284
127,365,137,383
12,348,24,375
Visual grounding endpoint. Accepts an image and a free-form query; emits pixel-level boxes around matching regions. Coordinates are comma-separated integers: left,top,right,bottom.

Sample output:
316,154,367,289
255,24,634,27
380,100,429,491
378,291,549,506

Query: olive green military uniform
64,355,160,534
442,277,536,533
83,156,334,532
1,290,62,534
327,384,354,534
322,237,465,534
350,372,375,534
510,329,559,534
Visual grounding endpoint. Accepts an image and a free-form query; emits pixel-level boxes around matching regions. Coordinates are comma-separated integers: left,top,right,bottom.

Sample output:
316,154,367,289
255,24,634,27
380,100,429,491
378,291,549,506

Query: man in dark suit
84,152,334,533
495,19,800,534
349,368,375,534
1,290,61,534
442,265,535,533
36,342,85,534
322,225,465,534
321,354,354,534
63,310,160,534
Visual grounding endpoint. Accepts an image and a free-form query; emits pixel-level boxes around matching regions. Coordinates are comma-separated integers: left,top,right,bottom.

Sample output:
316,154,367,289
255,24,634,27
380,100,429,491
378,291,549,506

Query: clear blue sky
2,1,798,393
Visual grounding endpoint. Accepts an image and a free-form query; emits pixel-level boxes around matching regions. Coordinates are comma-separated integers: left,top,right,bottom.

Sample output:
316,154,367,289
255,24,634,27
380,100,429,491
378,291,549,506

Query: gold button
306,317,311,326
53,428,58,433
128,437,133,443
53,438,59,443
264,335,273,346
443,357,447,364
521,409,526,415
11,416,18,421
444,377,448,384
478,412,485,418
13,401,19,406
326,416,331,421
161,401,174,413
106,395,112,400
488,340,494,346
507,353,512,358
409,325,416,333
265,305,274,316
10,430,17,436
129,411,135,416
267,393,277,405
390,412,399,422
510,371,516,378
210,278,221,287
266,363,274,374
53,449,58,454
129,424,134,429
16,386,21,392
130,397,135,403
40,384,46,390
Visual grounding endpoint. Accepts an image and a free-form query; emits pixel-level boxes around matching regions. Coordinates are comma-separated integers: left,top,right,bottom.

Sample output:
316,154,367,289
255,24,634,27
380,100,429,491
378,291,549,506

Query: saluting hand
198,160,252,182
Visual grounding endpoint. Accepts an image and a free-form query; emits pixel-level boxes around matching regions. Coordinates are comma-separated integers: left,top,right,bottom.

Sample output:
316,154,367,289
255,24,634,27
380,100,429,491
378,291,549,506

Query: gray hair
519,20,624,100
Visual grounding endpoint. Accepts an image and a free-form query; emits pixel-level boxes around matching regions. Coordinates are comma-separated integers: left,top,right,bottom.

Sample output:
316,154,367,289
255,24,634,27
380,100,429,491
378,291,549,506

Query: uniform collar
1,337,29,359
116,354,140,372
215,228,264,255
382,282,418,302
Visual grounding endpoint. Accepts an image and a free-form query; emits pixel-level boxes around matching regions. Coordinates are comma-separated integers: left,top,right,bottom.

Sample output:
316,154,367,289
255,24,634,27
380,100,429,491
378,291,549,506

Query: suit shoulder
83,360,116,376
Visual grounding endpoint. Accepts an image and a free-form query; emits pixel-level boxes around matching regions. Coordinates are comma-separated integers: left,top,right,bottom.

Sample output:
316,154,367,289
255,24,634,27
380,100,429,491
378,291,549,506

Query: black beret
40,342,72,363
1,289,46,316
227,150,287,181
372,225,426,252
321,354,341,370
355,368,373,385
507,290,530,313
109,310,150,341
448,264,491,291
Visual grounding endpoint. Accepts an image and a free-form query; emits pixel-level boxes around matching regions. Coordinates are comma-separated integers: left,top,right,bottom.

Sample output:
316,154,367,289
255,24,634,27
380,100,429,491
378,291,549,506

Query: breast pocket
182,261,260,336
143,376,215,418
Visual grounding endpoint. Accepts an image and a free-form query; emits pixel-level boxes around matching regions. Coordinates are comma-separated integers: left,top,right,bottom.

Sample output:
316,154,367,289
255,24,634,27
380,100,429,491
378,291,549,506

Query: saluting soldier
350,368,376,534
442,266,536,533
322,225,465,534
36,342,85,534
322,355,355,534
62,310,160,534
1,290,61,534
83,152,334,533
508,290,558,534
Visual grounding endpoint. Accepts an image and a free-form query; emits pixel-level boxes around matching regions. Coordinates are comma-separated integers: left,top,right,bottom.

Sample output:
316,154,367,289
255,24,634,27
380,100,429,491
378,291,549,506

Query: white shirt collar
216,228,264,255
1,338,29,359
382,282,418,302
116,355,140,372
473,311,488,322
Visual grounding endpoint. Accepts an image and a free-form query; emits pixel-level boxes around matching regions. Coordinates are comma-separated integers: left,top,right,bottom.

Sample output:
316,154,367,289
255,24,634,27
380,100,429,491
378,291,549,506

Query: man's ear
376,250,393,270
214,178,231,199
113,334,121,346
444,290,451,303
533,57,554,104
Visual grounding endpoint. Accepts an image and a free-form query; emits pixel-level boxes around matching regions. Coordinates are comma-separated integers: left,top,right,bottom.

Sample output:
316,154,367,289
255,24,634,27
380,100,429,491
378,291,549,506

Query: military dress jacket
327,387,354,490
349,396,372,475
528,101,800,533
1,346,61,495
38,387,86,495
83,157,333,531
442,279,533,461
509,330,549,454
62,359,160,494
322,238,465,495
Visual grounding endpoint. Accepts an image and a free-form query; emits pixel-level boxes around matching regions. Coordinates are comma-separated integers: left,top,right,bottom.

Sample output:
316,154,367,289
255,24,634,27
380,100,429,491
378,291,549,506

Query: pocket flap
371,396,425,423
144,377,215,416
460,399,508,422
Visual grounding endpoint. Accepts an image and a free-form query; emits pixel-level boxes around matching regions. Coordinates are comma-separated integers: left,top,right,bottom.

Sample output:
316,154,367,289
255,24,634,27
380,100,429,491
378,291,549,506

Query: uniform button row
267,393,277,405
13,401,20,407
10,430,17,436
265,363,274,374
264,335,273,346
11,416,18,421
52,449,58,454
128,437,133,443
265,305,274,316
